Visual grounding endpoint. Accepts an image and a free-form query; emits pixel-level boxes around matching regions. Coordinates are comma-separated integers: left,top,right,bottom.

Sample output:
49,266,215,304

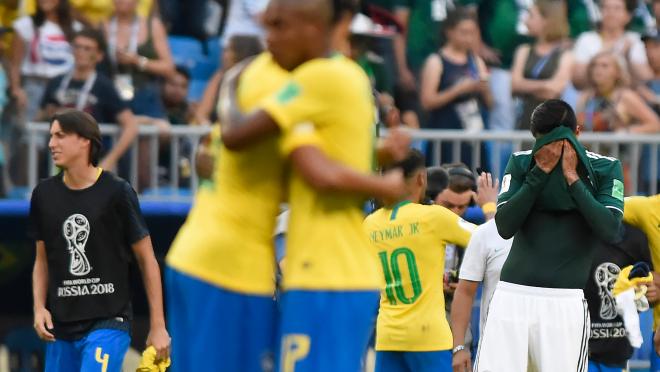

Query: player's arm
32,240,55,342
495,144,560,238
132,236,170,360
563,141,623,243
450,279,478,369
290,145,405,201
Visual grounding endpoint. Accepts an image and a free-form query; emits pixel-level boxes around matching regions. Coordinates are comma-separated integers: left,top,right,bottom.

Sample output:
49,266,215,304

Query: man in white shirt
449,218,513,372
220,0,268,46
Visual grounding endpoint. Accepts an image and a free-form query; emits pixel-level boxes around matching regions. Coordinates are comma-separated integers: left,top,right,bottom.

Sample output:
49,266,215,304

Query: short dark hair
51,109,103,166
624,0,638,14
529,99,577,137
73,28,107,54
442,7,477,38
228,34,264,64
426,166,449,200
383,149,425,179
444,163,477,193
174,65,191,81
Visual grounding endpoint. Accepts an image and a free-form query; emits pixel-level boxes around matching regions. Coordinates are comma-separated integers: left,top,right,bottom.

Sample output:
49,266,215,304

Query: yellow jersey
624,195,660,325
261,54,379,290
363,201,475,351
166,53,289,295
70,0,153,24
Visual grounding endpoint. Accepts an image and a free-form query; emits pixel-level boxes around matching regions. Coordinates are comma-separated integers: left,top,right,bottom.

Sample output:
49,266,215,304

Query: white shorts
475,281,590,372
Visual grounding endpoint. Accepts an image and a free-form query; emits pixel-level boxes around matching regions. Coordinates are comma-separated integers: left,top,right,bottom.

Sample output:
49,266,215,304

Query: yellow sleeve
280,121,324,156
623,196,645,227
261,62,328,132
435,207,476,248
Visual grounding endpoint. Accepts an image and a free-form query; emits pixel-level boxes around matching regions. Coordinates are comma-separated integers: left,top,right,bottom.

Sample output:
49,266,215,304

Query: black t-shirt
41,73,129,124
585,224,652,367
28,171,149,340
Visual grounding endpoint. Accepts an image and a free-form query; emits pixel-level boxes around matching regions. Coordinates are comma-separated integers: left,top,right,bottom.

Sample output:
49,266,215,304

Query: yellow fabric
624,195,660,325
166,53,289,295
136,346,170,372
0,0,35,52
69,0,153,25
363,202,475,351
613,265,653,297
261,55,379,290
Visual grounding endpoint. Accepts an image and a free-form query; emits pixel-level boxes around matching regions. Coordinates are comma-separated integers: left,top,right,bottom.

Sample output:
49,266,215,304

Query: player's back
265,55,379,291
364,202,474,351
166,53,289,295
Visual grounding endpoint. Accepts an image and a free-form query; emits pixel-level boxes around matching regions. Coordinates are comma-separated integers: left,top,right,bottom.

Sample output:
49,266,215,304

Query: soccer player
165,39,291,372
364,149,475,372
622,194,660,368
476,99,625,371
218,0,407,370
29,109,170,372
450,214,513,372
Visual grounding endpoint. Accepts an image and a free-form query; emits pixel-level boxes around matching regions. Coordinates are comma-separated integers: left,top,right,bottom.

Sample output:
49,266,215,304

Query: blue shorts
276,289,379,372
45,329,130,372
375,350,452,372
587,360,625,372
165,267,277,372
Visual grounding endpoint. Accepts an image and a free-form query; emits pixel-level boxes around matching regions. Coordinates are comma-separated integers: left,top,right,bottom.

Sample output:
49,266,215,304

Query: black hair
228,34,264,64
73,28,107,54
174,65,191,81
426,166,449,201
443,163,477,193
624,0,638,14
442,7,477,38
529,99,578,137
332,0,360,24
33,0,75,42
51,109,103,166
383,149,426,179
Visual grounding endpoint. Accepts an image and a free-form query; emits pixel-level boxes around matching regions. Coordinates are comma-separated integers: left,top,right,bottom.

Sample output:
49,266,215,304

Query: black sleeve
97,77,129,123
116,181,149,244
27,186,42,241
41,76,62,109
625,224,652,269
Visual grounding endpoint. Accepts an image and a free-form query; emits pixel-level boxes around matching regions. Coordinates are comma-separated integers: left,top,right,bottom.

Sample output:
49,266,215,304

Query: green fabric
567,0,593,38
405,0,443,73
530,126,597,211
477,0,530,69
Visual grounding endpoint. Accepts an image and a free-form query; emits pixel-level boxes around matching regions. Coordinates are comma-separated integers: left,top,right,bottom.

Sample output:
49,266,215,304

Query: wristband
452,345,466,355
481,202,496,214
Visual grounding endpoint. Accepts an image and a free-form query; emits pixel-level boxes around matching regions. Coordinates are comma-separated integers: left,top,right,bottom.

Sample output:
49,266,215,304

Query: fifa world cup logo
594,262,621,320
63,214,92,276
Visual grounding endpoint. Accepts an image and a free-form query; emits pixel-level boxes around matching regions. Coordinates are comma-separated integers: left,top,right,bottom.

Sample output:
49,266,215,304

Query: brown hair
51,109,103,166
536,0,569,42
586,50,632,89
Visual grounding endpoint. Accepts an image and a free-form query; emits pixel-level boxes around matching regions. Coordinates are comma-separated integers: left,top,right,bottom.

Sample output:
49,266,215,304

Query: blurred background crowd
0,0,658,198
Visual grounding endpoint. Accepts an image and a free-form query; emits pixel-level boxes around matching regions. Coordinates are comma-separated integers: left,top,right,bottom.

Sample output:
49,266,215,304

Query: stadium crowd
0,0,659,371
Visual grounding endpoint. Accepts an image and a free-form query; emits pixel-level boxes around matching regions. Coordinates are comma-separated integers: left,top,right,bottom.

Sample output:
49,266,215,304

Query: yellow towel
136,346,171,372
613,265,653,297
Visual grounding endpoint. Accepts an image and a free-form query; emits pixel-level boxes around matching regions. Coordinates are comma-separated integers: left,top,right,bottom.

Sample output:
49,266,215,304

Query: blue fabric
375,350,452,372
587,360,625,372
45,329,130,372
275,290,379,372
165,267,277,372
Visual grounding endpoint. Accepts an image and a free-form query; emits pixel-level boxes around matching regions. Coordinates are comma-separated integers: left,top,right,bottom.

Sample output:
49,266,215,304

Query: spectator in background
419,8,490,164
103,0,175,118
69,0,153,26
194,34,263,126
9,0,79,121
220,0,268,47
572,0,653,89
41,28,138,171
160,66,193,124
636,32,660,192
511,0,573,130
576,51,660,134
0,31,8,197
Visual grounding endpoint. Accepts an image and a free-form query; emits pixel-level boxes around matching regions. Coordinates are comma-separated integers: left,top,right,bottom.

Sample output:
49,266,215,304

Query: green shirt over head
495,127,624,289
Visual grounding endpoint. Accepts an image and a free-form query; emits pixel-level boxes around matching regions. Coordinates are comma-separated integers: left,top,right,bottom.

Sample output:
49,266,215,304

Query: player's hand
33,307,55,342
561,139,579,185
379,128,412,164
475,172,499,207
379,168,406,204
533,140,563,174
452,348,472,372
146,326,171,361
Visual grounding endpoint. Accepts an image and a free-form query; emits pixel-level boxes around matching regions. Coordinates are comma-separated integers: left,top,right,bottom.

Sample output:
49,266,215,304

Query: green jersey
495,148,624,289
